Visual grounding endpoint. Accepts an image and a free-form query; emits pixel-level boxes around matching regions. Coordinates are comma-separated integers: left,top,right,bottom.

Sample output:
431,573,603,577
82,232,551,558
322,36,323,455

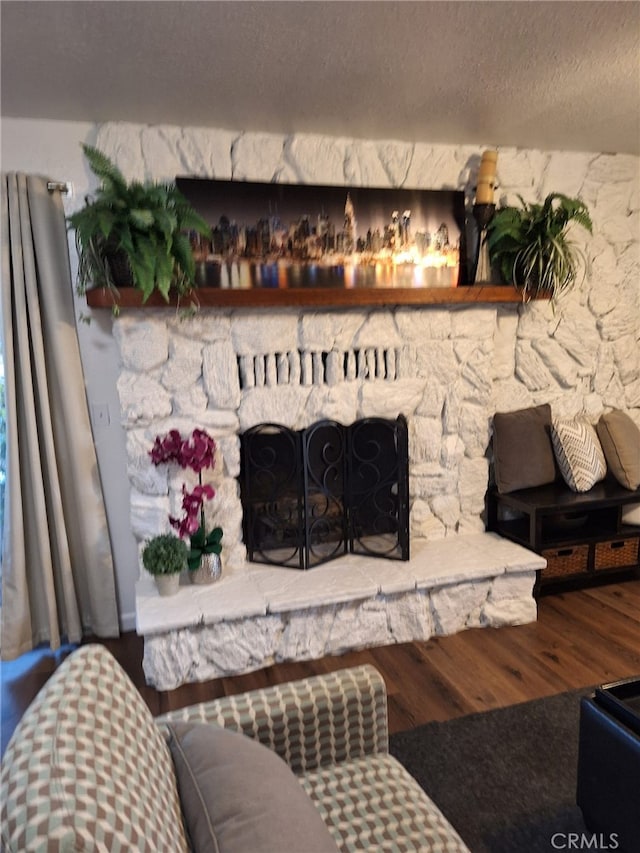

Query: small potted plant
141,533,188,596
68,144,211,310
486,192,593,303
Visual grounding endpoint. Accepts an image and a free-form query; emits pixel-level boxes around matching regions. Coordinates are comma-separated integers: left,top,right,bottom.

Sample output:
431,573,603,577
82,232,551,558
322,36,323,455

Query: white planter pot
155,573,181,597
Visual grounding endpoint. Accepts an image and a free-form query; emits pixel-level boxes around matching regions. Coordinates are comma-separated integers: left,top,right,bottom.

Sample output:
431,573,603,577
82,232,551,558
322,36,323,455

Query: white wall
2,117,639,634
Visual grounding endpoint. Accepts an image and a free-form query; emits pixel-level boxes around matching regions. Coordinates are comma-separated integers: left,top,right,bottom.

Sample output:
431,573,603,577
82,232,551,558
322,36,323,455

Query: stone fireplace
116,305,543,689
117,305,501,568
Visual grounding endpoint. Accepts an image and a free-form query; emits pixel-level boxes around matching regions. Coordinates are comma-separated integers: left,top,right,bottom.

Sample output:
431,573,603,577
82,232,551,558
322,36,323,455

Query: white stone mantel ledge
137,532,546,690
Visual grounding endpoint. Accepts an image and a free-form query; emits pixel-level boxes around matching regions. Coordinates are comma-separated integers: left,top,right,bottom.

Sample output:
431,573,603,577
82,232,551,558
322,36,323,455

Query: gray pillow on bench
167,722,339,853
492,404,557,494
597,410,640,490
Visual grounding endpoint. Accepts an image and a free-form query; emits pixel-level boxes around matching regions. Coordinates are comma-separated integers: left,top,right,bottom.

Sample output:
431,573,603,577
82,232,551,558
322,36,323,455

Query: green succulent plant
486,193,593,302
68,144,211,306
142,534,188,576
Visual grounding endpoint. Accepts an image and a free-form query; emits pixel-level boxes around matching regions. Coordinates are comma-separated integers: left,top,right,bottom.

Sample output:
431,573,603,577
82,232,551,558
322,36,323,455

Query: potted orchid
150,427,223,584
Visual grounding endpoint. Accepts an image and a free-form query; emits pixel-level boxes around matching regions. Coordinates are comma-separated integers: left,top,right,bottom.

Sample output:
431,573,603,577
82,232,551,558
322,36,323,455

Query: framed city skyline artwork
176,177,470,292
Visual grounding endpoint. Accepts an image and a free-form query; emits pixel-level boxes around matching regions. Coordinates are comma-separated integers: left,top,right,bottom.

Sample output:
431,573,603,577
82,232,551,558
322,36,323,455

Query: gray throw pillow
167,722,339,853
492,404,557,494
596,410,640,490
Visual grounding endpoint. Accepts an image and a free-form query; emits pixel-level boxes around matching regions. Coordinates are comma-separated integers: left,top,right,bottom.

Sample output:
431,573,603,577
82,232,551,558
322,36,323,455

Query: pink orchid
179,428,216,473
151,428,218,542
170,483,216,538
169,513,198,539
149,429,183,465
180,483,215,517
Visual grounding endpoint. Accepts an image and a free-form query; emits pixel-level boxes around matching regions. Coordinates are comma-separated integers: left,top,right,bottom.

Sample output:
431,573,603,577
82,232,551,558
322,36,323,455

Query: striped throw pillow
551,419,607,492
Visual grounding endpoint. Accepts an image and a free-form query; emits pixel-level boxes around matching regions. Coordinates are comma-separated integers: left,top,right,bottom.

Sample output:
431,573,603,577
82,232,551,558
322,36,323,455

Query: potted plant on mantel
142,533,188,597
67,144,210,312
486,193,593,304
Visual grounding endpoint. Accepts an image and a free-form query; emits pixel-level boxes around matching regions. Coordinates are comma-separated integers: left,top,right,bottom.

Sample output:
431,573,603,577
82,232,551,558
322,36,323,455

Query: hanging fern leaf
67,145,211,311
81,144,128,196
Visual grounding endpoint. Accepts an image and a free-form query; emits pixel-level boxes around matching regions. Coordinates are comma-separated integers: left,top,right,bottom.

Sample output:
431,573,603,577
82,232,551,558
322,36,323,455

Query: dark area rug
389,688,595,853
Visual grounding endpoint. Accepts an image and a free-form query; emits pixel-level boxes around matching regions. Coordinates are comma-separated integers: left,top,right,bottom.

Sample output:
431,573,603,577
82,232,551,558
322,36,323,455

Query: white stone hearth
137,532,545,690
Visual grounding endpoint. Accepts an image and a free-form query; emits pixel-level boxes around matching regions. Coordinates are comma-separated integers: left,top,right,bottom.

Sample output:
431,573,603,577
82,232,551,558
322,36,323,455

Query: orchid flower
150,428,220,551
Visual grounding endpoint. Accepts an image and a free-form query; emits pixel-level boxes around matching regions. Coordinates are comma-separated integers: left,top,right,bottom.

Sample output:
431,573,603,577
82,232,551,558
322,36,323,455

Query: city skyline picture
176,177,469,290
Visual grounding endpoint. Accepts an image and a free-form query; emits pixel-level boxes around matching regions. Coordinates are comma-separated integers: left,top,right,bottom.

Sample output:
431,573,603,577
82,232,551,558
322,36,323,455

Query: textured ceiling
2,1,639,155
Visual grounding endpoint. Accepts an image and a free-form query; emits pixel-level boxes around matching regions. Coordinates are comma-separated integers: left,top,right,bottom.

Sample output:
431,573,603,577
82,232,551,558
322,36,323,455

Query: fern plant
486,193,593,302
68,145,210,306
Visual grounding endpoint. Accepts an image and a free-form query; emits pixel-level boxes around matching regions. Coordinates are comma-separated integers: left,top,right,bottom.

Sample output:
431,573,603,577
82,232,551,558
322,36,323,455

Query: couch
1,644,469,852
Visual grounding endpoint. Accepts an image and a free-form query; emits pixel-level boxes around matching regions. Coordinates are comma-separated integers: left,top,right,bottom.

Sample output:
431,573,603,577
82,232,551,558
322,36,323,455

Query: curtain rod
47,181,73,196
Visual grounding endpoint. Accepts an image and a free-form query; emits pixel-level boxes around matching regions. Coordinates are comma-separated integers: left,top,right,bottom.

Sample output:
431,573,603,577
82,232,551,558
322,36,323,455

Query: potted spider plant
141,533,188,596
486,193,593,303
68,144,210,310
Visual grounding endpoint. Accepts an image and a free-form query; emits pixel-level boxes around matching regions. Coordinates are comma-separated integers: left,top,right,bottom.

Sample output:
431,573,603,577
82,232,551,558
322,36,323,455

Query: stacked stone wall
97,123,639,575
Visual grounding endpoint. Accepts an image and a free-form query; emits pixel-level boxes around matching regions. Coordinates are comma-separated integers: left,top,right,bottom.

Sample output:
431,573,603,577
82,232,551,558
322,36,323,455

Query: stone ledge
137,533,545,690
136,532,545,635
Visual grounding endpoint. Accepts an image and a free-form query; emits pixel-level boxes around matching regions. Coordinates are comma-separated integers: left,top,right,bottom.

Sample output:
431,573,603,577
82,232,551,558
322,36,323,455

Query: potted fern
68,144,210,308
486,193,593,302
142,533,188,596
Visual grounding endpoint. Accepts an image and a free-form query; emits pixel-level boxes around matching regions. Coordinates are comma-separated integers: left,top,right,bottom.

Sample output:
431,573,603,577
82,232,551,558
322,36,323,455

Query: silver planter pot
190,552,222,585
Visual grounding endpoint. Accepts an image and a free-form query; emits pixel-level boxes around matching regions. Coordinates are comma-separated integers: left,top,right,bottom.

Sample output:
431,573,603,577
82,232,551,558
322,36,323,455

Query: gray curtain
1,174,119,660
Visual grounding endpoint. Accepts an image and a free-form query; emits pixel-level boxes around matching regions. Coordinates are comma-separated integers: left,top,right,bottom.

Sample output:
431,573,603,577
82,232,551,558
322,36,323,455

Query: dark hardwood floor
3,577,640,755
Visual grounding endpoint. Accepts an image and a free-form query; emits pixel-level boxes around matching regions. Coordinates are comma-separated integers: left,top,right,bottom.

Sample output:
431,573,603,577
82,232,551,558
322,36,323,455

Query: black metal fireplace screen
240,415,409,569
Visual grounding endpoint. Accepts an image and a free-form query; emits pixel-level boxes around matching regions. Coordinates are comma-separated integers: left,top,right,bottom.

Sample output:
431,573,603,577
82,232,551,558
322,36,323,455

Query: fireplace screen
240,415,409,569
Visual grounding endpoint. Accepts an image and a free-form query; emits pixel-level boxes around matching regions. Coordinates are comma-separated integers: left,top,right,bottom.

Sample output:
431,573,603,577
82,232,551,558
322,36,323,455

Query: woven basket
542,544,589,578
594,538,639,571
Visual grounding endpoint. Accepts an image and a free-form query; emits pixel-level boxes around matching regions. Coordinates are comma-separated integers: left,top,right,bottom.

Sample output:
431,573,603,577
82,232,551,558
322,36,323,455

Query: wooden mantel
86,284,540,310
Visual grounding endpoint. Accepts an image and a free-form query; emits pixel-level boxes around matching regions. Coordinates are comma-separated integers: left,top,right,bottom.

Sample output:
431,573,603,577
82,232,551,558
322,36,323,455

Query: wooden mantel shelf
86,284,540,310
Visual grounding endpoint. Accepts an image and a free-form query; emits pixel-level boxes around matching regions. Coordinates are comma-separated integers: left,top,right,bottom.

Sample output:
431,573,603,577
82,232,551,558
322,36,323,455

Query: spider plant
486,193,592,302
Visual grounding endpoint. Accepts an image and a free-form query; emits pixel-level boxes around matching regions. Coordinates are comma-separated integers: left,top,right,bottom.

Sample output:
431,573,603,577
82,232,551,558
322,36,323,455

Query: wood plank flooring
2,577,639,755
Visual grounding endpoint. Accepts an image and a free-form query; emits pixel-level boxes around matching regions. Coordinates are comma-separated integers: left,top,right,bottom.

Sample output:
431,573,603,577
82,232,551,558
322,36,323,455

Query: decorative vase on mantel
190,552,222,585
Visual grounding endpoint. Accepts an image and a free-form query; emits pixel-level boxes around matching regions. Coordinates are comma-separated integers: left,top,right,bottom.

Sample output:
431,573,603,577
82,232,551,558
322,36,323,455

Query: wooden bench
488,477,640,590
